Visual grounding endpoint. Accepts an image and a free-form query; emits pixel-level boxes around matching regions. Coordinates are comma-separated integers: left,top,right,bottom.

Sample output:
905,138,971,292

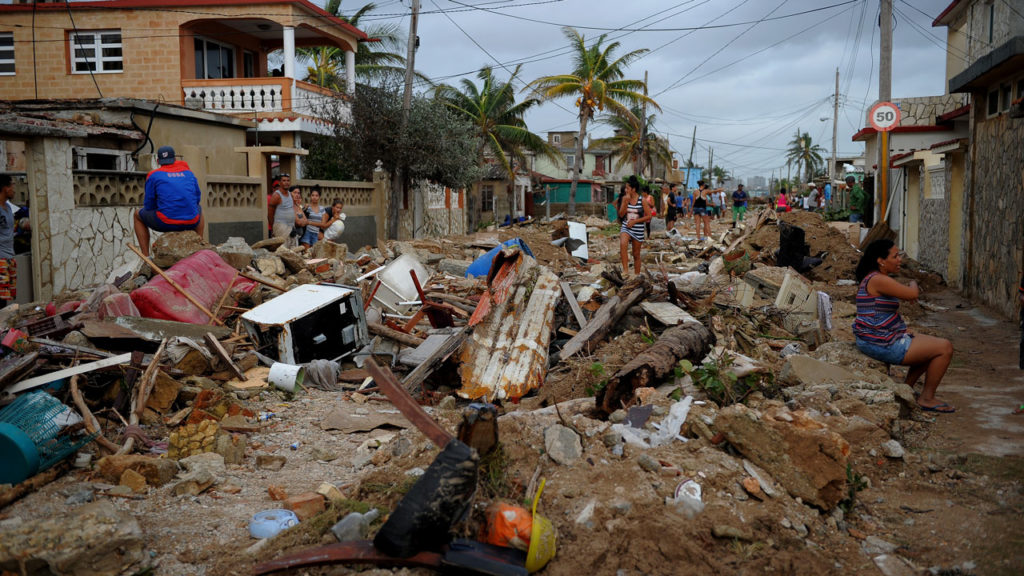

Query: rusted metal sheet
458,254,560,401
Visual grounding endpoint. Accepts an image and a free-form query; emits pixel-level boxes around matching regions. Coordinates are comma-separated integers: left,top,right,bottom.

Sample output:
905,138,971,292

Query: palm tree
591,106,672,178
298,1,426,91
436,65,560,179
786,129,825,184
527,27,657,216
712,165,730,186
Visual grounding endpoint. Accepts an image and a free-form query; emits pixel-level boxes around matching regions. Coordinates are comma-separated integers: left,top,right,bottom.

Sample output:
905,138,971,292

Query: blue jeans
849,213,863,223
856,334,912,364
300,228,320,246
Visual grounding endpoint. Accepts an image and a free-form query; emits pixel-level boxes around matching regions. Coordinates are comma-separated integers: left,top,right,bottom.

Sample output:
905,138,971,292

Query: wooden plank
560,281,588,329
204,332,246,381
5,353,134,394
550,282,649,364
639,301,698,326
28,337,114,359
403,329,468,393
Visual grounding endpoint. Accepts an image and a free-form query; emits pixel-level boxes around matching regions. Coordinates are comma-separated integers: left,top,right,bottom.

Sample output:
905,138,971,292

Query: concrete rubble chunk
97,454,178,487
544,424,583,465
438,258,471,277
151,230,212,269
255,255,286,277
312,240,347,261
215,236,255,270
716,402,850,509
275,245,307,274
0,500,145,576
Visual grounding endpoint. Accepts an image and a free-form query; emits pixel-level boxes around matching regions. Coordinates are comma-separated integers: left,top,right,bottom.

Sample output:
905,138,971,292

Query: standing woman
618,175,652,277
300,185,329,248
693,180,720,240
287,185,306,248
854,239,955,413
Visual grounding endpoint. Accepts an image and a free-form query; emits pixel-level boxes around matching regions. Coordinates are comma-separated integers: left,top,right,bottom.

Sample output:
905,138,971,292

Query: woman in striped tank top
618,175,652,277
854,239,955,413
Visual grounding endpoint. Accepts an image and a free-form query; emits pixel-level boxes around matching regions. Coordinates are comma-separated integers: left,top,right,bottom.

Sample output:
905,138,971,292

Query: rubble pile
0,208,1004,576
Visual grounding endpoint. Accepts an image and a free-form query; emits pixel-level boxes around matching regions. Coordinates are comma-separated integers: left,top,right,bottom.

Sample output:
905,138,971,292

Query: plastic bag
324,215,346,242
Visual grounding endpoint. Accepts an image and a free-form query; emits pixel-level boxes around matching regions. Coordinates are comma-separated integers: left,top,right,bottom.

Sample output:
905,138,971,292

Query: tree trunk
595,320,714,416
550,277,649,364
389,169,402,240
569,112,589,217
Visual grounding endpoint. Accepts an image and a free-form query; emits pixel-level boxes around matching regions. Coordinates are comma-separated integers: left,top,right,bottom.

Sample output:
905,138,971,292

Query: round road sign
869,101,901,132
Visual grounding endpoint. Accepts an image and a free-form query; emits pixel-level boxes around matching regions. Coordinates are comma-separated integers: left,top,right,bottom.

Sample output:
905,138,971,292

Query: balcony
181,78,349,123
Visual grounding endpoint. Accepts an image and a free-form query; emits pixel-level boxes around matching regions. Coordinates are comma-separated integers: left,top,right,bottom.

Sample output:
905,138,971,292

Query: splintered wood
457,248,561,402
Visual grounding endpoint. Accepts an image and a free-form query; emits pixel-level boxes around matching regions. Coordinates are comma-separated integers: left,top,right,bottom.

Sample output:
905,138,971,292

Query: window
70,30,122,73
552,134,560,145
194,36,235,79
565,155,574,169
72,146,133,170
1001,83,1012,112
988,3,994,44
987,89,999,116
481,184,494,212
0,33,13,75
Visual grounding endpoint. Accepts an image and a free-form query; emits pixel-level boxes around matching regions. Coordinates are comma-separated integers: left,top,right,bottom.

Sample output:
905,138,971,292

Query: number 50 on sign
868,102,901,132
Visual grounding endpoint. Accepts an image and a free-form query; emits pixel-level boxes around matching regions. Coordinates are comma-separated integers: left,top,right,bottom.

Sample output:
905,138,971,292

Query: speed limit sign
869,101,901,132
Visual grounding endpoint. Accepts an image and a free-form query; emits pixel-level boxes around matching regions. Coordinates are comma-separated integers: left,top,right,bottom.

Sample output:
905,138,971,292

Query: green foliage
824,207,851,222
585,378,607,397
838,464,868,513
304,83,480,189
478,444,514,499
674,354,774,406
589,362,605,377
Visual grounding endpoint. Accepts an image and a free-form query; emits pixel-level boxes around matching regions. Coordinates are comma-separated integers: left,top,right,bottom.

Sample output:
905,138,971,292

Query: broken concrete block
119,468,148,494
0,501,144,575
255,256,286,277
213,432,247,465
284,492,326,521
438,258,471,277
544,425,582,466
216,236,255,270
312,240,347,261
145,371,182,413
256,454,287,470
275,245,306,274
97,454,178,487
167,419,220,460
779,355,858,387
151,231,212,269
716,402,850,509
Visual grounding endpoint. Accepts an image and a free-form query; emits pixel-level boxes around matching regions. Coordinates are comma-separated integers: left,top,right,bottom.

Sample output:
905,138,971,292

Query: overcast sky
340,0,954,181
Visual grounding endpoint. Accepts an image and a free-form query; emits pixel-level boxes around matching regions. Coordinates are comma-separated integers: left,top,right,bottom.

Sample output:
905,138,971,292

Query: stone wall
892,94,969,127
396,180,467,240
963,112,1024,318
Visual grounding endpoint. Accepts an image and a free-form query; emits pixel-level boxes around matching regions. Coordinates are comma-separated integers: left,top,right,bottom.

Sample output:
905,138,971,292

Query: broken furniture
372,253,432,316
241,283,369,364
0,391,98,485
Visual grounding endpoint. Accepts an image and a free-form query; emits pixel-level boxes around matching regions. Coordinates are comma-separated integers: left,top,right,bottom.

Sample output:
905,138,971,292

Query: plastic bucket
526,479,556,573
268,363,305,393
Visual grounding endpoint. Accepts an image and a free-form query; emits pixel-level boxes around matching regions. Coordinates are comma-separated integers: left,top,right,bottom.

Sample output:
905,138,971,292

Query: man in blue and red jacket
133,145,204,256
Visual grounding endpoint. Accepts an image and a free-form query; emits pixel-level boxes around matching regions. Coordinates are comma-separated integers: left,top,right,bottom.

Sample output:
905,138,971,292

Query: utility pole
640,70,648,178
392,0,420,239
686,126,696,189
831,68,839,183
879,0,893,221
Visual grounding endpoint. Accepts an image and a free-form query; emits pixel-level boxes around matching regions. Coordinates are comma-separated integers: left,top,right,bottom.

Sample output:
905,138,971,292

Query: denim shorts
693,207,708,216
856,334,912,364
300,228,320,246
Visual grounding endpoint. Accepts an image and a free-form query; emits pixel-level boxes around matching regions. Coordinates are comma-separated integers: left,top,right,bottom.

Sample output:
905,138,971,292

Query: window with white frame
194,36,235,79
565,154,575,169
552,134,561,145
72,146,134,171
1001,83,1012,112
0,33,14,75
70,30,122,73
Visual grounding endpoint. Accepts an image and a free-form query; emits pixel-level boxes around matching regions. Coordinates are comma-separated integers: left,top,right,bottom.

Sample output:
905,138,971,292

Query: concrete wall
918,161,952,283
962,109,1024,318
395,179,467,240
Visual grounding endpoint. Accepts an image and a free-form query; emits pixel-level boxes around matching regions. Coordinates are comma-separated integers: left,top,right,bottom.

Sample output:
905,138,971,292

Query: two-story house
0,0,370,301
532,131,617,216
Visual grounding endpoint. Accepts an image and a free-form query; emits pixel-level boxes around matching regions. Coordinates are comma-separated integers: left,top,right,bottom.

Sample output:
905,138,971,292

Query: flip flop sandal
918,403,955,413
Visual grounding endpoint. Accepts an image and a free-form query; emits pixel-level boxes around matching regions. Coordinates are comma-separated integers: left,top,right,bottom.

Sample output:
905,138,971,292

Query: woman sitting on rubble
854,239,955,413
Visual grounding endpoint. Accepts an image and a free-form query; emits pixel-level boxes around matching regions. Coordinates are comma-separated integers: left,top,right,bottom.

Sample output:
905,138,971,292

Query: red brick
284,492,325,521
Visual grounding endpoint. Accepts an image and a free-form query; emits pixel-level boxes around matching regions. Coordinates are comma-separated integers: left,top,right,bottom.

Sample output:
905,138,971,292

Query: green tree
305,84,479,190
436,65,560,179
786,129,825,184
298,1,427,91
590,106,672,177
528,27,657,216
712,165,730,186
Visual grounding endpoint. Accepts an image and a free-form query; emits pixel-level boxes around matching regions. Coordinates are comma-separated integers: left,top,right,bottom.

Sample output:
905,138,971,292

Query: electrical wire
64,0,103,98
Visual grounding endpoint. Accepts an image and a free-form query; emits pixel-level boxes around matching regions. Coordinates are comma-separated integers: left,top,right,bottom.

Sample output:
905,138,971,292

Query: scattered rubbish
331,509,380,542
670,479,705,519
525,479,556,573
465,238,534,278
249,509,300,539
268,363,305,393
373,254,432,314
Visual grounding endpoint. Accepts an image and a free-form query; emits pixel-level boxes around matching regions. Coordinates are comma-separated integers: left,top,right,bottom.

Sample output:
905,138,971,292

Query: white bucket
268,363,305,393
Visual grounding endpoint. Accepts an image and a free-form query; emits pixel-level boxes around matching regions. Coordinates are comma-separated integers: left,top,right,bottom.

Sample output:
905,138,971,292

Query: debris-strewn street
1,208,1022,576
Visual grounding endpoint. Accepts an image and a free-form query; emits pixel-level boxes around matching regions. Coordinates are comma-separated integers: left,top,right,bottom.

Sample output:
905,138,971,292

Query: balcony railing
182,78,348,120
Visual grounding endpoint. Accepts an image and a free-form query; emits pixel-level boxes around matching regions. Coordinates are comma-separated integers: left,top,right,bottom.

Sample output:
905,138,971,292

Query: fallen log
550,276,650,364
596,317,714,416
